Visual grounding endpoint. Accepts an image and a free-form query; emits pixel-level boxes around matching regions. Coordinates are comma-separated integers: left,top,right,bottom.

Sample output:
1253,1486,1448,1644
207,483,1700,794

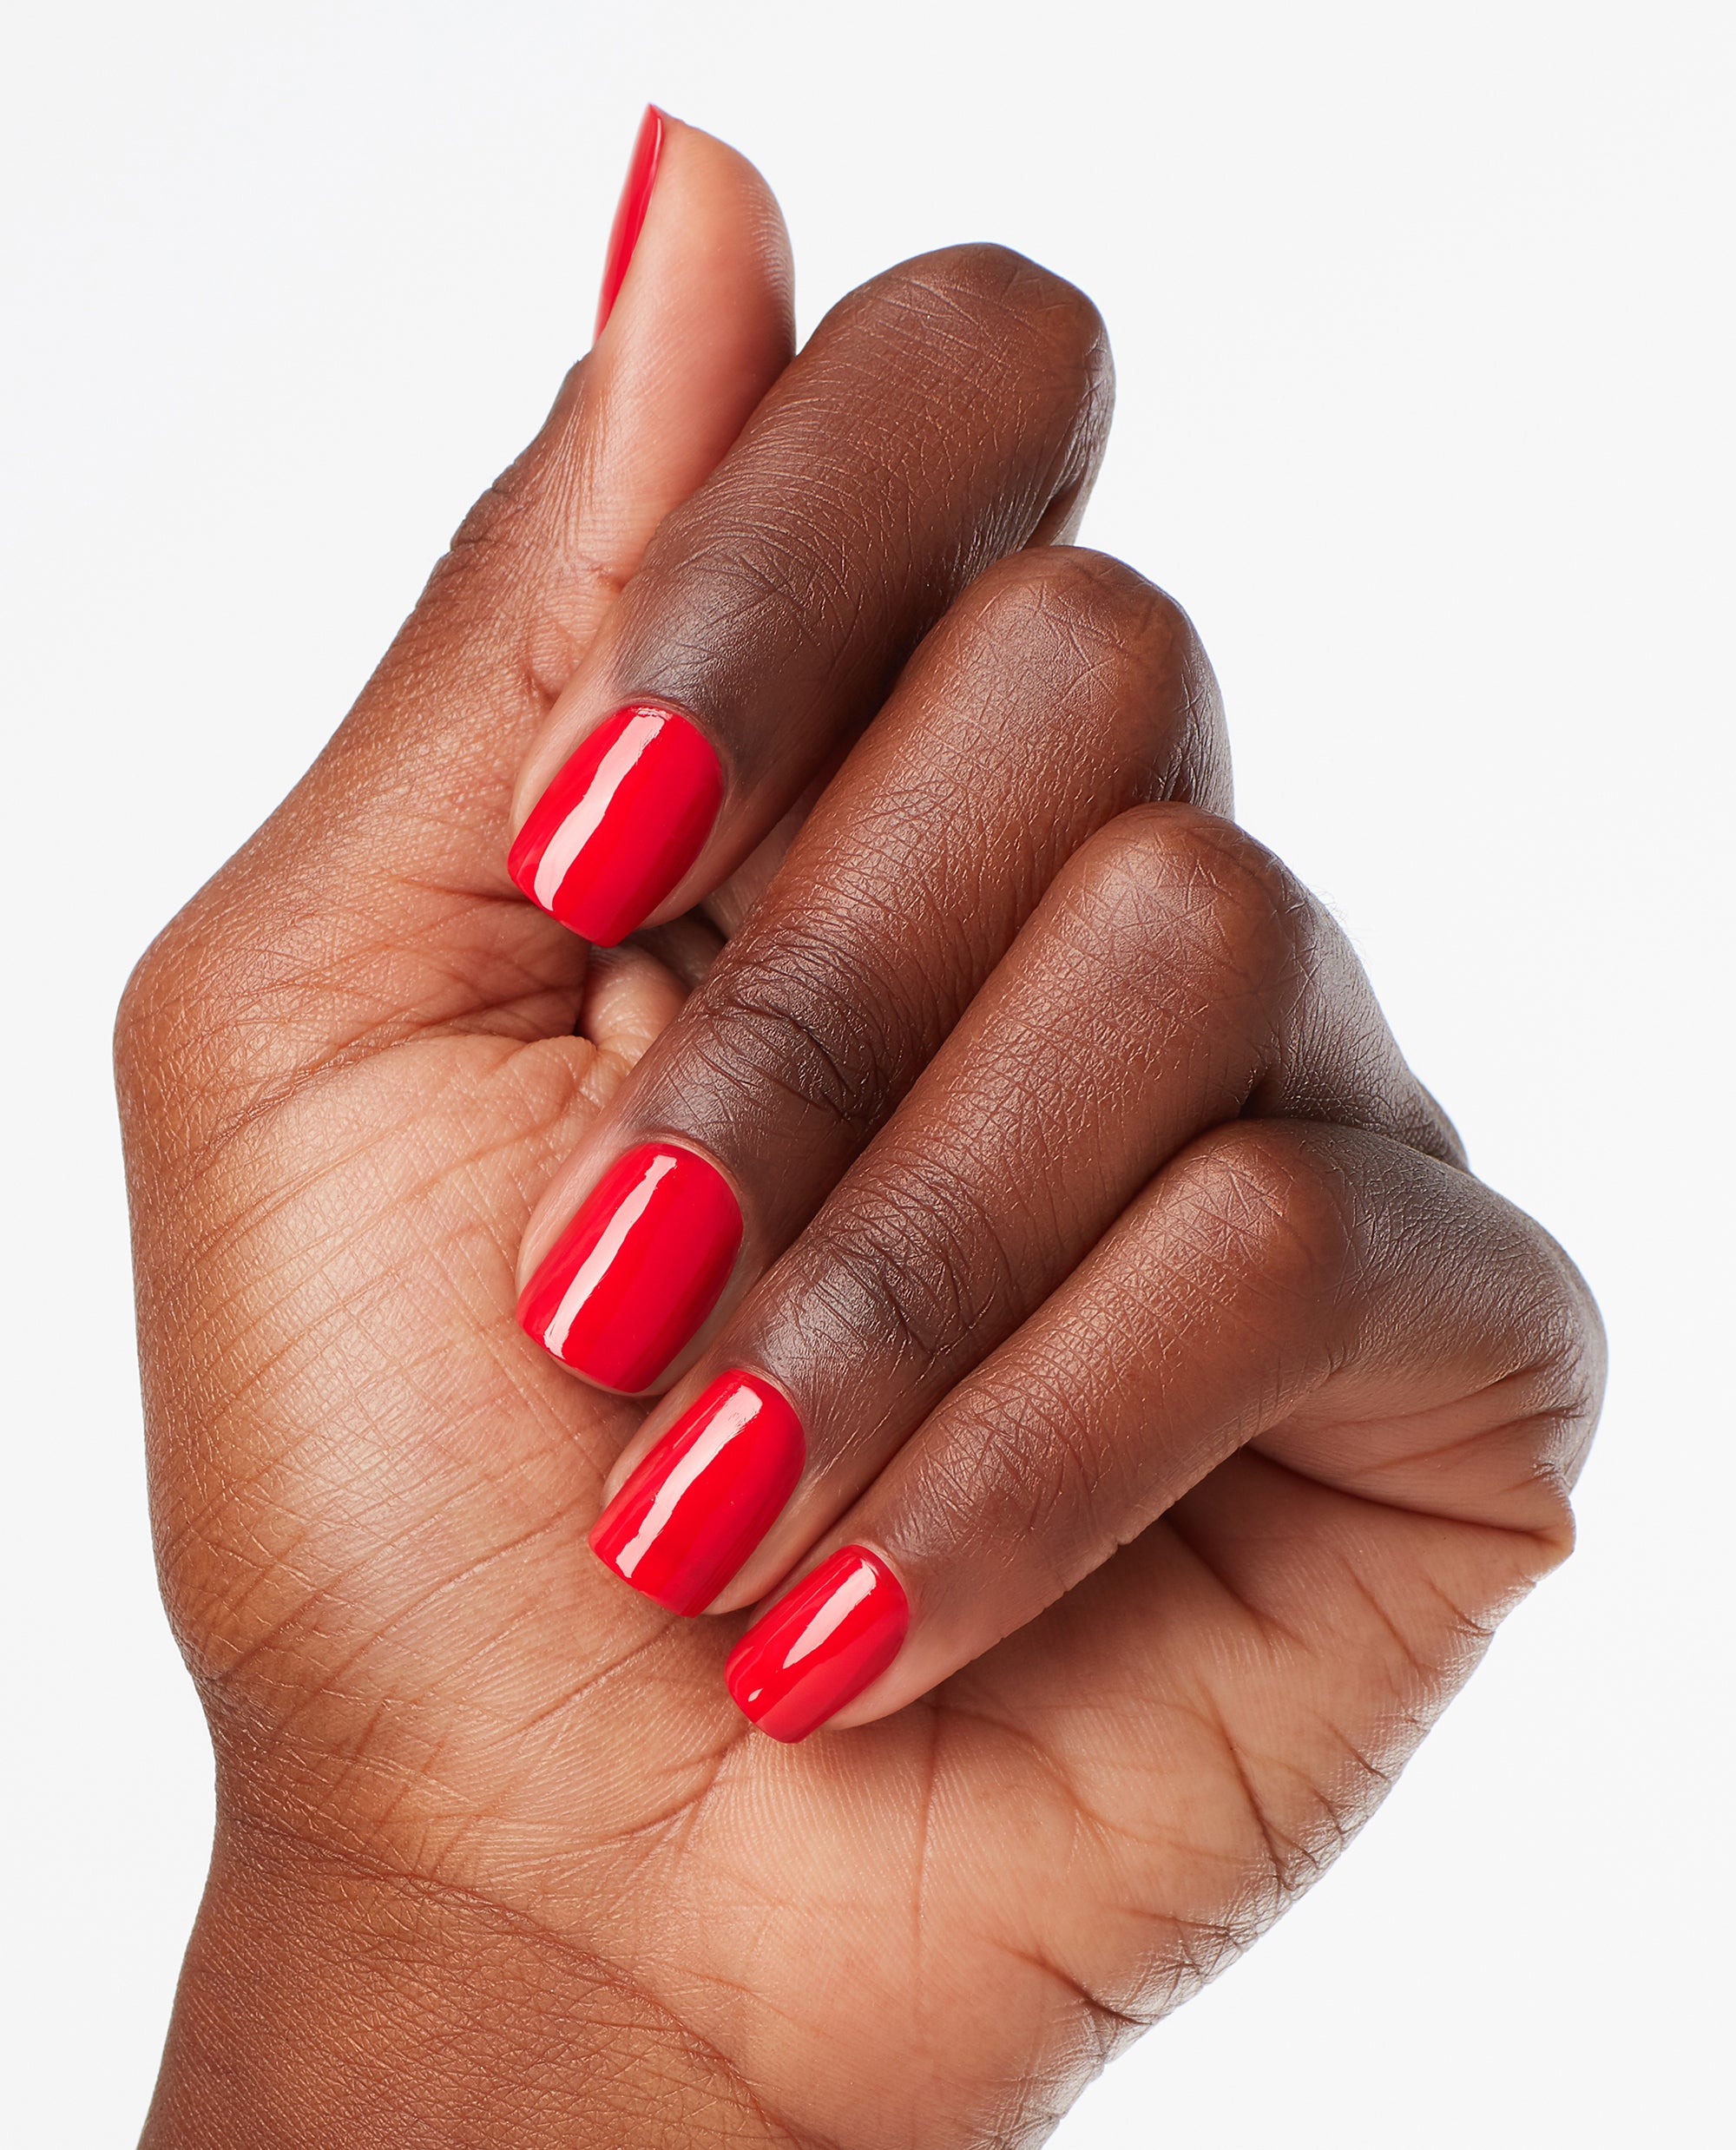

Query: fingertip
502,114,799,835
579,939,689,1071
594,105,667,340
597,108,794,381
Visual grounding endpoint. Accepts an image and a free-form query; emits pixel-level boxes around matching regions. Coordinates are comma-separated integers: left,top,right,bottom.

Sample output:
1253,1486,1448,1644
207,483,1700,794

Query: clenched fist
123,114,1602,2149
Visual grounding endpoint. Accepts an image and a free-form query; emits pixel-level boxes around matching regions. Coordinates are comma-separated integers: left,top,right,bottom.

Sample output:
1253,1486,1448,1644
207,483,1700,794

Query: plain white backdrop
4,3,1731,2141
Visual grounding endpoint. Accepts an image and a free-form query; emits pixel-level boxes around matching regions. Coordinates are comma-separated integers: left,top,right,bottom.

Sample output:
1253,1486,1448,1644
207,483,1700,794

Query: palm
135,976,1545,2147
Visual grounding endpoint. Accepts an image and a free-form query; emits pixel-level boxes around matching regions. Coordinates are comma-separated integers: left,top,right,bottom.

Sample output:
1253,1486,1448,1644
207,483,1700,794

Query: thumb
507,107,798,686
135,109,795,1095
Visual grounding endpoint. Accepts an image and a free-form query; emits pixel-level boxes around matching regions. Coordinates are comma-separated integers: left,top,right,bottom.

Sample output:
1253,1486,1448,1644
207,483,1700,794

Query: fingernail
517,1143,742,1392
508,703,723,946
725,1547,910,1743
595,104,666,339
590,1373,805,1614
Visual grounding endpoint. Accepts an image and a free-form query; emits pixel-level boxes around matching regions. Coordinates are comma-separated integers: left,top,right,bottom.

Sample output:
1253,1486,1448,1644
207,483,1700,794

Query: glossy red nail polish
590,1373,805,1614
508,704,723,946
516,1143,742,1392
595,105,666,339
725,1547,910,1743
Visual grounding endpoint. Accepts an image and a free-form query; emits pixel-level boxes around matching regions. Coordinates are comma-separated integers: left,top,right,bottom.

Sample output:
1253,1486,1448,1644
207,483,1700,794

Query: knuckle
1161,1121,1361,1323
632,528,842,701
682,919,911,1147
937,548,1229,810
964,544,1172,649
801,1163,1017,1377
920,241,1107,358
925,1377,1107,1576
856,242,1110,417
1062,805,1312,1009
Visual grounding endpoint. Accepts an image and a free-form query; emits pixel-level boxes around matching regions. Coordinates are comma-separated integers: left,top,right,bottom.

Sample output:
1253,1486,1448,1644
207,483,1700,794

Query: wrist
143,1813,778,2150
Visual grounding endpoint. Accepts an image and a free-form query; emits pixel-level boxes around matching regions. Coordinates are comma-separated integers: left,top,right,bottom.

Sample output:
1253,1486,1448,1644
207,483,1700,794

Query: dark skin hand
122,119,1603,2148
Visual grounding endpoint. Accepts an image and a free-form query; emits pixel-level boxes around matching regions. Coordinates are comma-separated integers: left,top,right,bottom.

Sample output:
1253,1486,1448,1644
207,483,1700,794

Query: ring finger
727,1116,1579,1742
587,803,1455,1640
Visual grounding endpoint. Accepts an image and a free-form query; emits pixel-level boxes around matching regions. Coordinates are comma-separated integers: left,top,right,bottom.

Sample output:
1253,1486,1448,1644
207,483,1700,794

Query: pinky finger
725,1121,1605,1741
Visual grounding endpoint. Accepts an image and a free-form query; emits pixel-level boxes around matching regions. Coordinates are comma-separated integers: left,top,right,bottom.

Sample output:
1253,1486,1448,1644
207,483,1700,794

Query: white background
3,3,1731,2142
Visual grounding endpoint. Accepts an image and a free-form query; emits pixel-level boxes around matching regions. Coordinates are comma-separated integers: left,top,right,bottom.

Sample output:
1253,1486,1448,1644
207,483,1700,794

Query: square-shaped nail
508,704,723,947
516,1143,742,1392
590,1372,805,1614
725,1547,909,1742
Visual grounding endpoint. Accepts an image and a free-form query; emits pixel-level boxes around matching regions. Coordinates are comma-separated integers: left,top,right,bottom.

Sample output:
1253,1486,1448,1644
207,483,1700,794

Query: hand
121,115,1602,2149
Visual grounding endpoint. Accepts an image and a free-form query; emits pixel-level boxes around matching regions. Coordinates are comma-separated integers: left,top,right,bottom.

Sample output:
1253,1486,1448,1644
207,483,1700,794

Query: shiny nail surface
590,1373,805,1614
595,104,665,339
517,1143,742,1392
726,1547,910,1742
508,703,723,947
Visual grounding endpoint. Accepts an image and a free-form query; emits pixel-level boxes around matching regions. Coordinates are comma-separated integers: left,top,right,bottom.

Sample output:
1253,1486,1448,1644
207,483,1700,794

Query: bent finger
582,805,1456,1613
723,1120,1600,1740
505,242,1115,947
513,551,1225,1396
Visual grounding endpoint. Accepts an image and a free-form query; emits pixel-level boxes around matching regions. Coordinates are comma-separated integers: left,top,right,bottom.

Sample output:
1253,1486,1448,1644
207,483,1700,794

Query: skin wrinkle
934,1673,1305,2012
218,1245,516,1424
216,1811,827,2150
990,1941,1150,2055
1174,1681,1327,1903
694,816,1449,1589
162,1063,578,1309
584,1731,756,1862
161,1367,604,1687
836,1125,1352,1585
133,1000,602,1210
201,1456,586,1686
794,1185,1012,1383
168,1269,483,1486
926,1700,1190,1865
234,1482,615,1715
687,932,918,1145
1278,1390,1585,1509
174,1312,545,1554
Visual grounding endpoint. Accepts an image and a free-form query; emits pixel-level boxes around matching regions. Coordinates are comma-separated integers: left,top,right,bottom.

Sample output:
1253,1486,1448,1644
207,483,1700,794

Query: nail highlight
725,1546,910,1743
590,1373,805,1614
516,1143,742,1392
595,105,666,339
508,703,723,946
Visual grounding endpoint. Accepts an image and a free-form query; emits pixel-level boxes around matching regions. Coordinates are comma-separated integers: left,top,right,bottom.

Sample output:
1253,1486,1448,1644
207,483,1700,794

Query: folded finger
723,1119,1594,1740
505,243,1115,946
584,805,1453,1618
514,549,1225,1395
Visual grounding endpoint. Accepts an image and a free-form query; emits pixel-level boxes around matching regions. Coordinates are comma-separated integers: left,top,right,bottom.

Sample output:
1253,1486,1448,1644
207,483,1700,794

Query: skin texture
122,120,1602,2150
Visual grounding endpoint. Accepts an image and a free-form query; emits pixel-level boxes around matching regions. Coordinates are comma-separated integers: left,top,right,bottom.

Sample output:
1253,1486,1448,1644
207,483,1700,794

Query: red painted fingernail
517,1143,742,1392
595,104,666,339
508,703,723,946
725,1547,910,1743
590,1373,805,1614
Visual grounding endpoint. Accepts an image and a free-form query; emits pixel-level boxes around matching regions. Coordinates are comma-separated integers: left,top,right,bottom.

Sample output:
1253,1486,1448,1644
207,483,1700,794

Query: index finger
506,242,1113,945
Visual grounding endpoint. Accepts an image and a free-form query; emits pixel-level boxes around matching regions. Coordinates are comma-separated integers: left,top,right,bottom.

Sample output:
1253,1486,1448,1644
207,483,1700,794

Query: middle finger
514,547,1226,1397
